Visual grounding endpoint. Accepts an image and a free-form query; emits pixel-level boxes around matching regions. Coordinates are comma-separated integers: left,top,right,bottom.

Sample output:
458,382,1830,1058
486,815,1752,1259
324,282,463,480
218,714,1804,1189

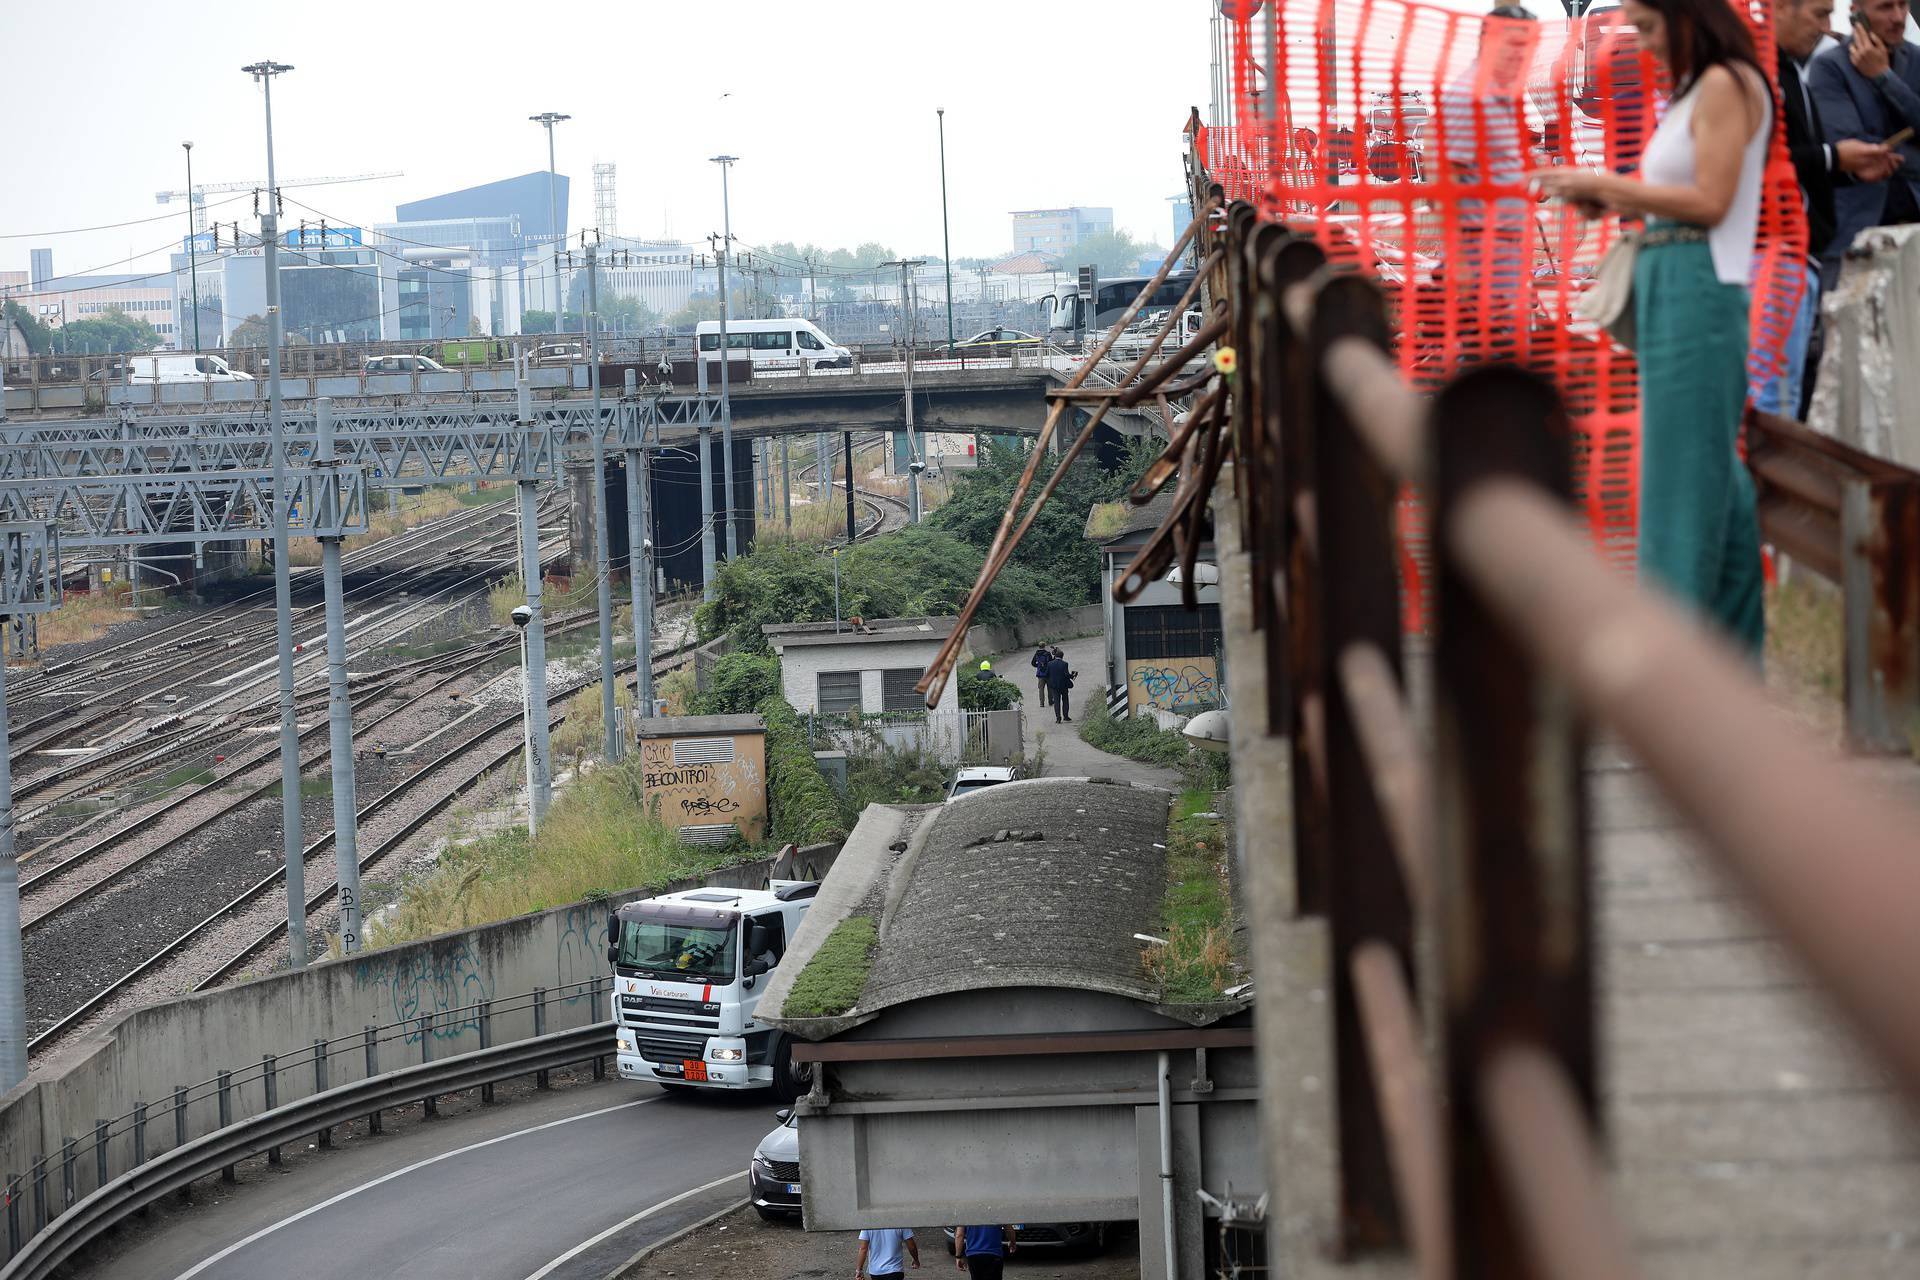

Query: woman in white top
1533,0,1772,655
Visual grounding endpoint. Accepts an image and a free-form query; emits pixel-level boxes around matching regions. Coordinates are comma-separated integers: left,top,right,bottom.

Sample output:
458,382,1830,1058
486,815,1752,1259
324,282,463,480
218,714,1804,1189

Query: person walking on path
1030,643,1053,707
950,1225,1014,1278
1532,0,1772,656
856,1227,919,1280
1045,647,1077,723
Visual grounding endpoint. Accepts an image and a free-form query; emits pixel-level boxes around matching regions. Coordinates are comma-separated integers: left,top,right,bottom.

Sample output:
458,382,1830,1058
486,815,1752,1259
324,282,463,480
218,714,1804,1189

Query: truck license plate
682,1060,708,1082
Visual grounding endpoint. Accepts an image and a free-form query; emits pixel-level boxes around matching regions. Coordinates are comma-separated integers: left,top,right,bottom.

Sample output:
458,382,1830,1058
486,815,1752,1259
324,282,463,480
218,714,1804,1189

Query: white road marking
170,1095,663,1279
519,1170,745,1279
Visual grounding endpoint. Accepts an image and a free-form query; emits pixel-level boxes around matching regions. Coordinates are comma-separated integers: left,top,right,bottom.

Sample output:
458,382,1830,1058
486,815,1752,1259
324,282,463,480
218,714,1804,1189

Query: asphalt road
69,1074,777,1280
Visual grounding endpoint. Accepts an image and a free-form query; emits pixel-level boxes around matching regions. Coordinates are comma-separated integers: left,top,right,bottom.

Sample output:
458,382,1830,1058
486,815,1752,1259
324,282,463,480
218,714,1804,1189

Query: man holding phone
1808,0,1920,282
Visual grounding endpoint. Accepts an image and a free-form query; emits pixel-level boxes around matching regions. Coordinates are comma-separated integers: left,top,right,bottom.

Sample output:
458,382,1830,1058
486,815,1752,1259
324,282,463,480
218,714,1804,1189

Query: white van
695,318,850,373
127,354,256,384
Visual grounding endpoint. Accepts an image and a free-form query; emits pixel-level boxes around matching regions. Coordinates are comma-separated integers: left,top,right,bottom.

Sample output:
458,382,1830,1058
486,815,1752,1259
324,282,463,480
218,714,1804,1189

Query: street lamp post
938,109,954,357
182,142,202,353
529,112,570,327
710,155,739,561
242,57,308,968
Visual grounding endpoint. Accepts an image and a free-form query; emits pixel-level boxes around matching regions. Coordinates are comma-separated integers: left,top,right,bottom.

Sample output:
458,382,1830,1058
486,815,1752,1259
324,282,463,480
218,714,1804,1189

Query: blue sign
181,226,362,255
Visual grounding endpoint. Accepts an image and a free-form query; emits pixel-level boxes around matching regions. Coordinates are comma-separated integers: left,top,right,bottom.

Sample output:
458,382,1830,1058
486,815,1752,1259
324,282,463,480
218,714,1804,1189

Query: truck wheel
771,1036,812,1104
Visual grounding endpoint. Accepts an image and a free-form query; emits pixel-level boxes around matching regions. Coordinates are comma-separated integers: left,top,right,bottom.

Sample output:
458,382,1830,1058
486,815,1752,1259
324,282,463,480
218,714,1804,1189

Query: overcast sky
1,1,1220,284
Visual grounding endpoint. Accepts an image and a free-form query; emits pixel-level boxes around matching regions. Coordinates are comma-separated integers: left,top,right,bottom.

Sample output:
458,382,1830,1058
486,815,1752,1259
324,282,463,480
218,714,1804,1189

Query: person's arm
1532,65,1764,224
1849,29,1920,133
1002,1226,1017,1254
856,1238,870,1280
951,1228,968,1271
908,1235,922,1268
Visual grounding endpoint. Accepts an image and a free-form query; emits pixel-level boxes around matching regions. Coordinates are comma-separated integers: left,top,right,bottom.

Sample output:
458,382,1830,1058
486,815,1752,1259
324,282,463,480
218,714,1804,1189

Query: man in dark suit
1764,0,1901,415
1809,0,1920,283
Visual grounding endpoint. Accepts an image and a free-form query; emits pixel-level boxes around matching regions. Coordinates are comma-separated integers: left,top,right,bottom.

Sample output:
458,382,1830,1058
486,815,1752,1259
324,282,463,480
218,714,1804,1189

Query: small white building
762,616,961,717
1091,491,1223,721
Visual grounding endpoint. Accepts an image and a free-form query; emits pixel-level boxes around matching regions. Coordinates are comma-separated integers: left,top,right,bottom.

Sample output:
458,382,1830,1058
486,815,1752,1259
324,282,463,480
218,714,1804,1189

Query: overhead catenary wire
0,192,254,240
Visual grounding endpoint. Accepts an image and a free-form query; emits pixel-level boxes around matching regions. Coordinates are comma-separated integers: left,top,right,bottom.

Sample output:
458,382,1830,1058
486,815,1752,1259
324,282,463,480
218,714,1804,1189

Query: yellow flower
1213,346,1238,376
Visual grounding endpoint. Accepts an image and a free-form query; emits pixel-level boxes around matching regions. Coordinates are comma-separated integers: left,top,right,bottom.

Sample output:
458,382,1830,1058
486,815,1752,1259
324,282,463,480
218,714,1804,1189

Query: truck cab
607,880,819,1100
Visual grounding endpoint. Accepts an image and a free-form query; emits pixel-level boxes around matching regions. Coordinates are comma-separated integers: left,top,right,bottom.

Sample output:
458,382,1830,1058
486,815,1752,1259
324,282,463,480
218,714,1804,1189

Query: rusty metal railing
1746,407,1920,752
1231,199,1920,1277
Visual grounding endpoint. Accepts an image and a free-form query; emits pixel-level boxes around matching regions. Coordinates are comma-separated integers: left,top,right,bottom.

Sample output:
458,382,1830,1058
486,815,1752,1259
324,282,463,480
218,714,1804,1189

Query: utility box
812,749,848,795
634,714,768,845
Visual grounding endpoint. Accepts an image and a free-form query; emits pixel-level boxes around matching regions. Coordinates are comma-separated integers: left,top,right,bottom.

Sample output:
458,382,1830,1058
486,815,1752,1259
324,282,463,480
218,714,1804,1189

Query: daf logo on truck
606,879,819,1100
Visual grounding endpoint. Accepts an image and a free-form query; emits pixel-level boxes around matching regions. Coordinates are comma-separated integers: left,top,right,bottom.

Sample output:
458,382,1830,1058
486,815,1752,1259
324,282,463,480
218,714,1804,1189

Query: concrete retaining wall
963,602,1105,662
0,841,839,1216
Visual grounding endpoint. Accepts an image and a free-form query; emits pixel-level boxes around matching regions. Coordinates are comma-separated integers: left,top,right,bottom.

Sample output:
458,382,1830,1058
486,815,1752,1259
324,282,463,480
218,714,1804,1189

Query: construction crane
155,172,404,233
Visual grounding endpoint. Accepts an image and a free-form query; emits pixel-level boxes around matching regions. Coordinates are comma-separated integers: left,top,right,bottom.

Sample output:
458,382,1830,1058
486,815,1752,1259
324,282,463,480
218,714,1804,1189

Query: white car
946,766,1019,801
364,354,446,374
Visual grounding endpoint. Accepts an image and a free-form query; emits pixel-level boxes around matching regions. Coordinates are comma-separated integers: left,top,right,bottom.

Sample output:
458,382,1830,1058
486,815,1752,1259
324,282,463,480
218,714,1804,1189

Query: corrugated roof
762,616,957,650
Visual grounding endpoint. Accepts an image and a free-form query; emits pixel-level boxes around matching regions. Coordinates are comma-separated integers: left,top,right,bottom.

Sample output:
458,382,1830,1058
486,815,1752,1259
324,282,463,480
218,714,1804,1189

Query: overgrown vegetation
695,526,1053,653
487,572,601,626
691,652,782,716
781,916,878,1018
287,485,509,568
365,757,747,946
928,437,1154,602
844,741,949,812
25,587,135,653
1142,790,1236,1003
759,695,848,845
551,677,636,765
958,672,1024,712
1080,702,1231,790
1765,576,1844,742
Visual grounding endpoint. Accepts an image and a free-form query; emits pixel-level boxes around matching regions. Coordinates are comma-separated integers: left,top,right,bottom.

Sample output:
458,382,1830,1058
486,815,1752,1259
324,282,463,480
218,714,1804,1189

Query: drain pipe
1157,1050,1176,1280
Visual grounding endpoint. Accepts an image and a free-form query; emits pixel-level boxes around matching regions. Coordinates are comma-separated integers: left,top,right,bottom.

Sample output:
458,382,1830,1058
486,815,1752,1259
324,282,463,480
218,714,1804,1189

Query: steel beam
314,400,363,955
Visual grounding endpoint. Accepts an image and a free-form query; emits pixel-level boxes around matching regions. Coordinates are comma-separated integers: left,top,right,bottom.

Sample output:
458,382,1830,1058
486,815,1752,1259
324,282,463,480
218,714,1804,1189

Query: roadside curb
602,1196,749,1279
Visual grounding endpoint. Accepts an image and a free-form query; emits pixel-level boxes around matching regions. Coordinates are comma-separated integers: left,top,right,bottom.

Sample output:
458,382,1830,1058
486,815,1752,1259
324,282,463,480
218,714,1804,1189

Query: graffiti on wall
638,732,768,841
1127,657,1220,713
556,903,613,1008
352,942,492,1044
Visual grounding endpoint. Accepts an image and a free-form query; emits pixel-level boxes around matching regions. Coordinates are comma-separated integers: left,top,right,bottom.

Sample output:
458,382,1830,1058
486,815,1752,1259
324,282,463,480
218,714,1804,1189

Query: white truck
607,880,819,1100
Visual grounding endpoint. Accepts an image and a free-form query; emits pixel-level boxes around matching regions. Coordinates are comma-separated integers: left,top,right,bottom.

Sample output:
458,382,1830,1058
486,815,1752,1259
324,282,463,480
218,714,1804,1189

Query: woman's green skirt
1632,239,1765,656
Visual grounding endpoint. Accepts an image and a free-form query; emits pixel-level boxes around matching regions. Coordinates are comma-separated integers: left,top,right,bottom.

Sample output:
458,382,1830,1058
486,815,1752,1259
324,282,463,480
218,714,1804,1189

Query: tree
230,314,269,347
1071,230,1168,280
51,308,161,355
521,310,557,335
2,301,52,355
691,652,783,715
959,673,1023,712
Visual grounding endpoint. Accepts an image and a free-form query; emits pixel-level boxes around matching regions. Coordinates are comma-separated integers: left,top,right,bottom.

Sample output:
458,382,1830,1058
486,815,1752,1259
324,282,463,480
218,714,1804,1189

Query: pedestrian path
989,635,1185,792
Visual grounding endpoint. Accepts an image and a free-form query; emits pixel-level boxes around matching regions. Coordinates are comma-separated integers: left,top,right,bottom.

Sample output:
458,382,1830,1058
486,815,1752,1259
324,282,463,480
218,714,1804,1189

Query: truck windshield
615,917,737,981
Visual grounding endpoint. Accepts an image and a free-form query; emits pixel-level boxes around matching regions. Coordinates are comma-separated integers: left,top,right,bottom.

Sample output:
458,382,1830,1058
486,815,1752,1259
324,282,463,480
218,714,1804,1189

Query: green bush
783,916,879,1017
1080,702,1193,767
958,672,1024,712
843,741,950,815
692,652,782,715
1142,790,1236,1003
758,695,847,845
694,525,1055,653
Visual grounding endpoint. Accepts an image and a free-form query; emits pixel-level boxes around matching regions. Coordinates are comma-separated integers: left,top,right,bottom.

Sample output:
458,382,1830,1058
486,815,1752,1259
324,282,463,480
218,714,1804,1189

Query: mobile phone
1852,10,1869,25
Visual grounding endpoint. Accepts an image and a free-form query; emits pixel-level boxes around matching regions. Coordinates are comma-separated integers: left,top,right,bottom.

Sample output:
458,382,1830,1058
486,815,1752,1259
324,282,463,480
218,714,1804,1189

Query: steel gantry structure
0,385,696,1000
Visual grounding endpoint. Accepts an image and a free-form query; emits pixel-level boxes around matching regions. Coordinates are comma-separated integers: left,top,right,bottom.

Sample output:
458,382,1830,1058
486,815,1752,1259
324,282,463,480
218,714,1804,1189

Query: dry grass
364,758,744,945
656,667,697,715
12,588,136,659
1765,575,1844,740
287,485,509,567
486,573,601,626
551,676,637,765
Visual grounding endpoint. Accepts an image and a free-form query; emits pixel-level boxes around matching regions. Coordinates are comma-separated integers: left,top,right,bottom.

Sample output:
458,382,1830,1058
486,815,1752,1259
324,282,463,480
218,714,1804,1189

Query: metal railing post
216,1074,235,1183
418,1016,437,1118
31,1159,44,1231
1306,275,1419,1252
1430,366,1593,1276
534,986,550,1089
263,1055,280,1166
479,1001,495,1105
133,1103,147,1169
93,1122,107,1195
314,1040,331,1148
364,1025,382,1134
173,1086,189,1203
7,1174,19,1254
591,977,606,1080
58,1139,74,1214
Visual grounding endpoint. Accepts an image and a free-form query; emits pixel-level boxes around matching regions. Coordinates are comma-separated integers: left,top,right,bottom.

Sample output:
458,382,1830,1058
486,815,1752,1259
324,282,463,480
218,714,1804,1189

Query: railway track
25,633,702,1059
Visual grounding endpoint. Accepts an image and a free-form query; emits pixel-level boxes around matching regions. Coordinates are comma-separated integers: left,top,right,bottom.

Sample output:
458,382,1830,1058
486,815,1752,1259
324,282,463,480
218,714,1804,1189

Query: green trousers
1632,240,1765,656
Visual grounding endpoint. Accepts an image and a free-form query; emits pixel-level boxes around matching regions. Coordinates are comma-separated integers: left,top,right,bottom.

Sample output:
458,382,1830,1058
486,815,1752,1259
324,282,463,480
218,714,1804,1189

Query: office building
3,275,179,344
29,248,52,290
1008,206,1113,256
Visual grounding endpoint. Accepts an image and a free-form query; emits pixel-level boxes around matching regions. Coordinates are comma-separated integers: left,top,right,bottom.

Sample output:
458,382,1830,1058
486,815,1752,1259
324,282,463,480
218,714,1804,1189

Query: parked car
942,1223,1109,1255
364,354,447,374
748,1108,802,1221
531,342,585,365
946,766,1018,801
955,327,1041,353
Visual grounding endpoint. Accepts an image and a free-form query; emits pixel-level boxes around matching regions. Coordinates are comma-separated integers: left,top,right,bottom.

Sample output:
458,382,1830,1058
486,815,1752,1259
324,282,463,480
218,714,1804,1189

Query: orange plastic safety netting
1199,0,1806,627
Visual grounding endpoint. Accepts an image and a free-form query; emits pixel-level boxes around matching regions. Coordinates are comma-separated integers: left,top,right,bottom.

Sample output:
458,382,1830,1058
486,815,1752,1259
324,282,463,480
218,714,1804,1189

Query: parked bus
1039,271,1200,346
696,318,852,373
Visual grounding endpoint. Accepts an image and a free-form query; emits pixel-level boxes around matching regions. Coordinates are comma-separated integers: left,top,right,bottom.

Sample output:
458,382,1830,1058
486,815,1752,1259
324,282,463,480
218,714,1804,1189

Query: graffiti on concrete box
1127,657,1219,713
